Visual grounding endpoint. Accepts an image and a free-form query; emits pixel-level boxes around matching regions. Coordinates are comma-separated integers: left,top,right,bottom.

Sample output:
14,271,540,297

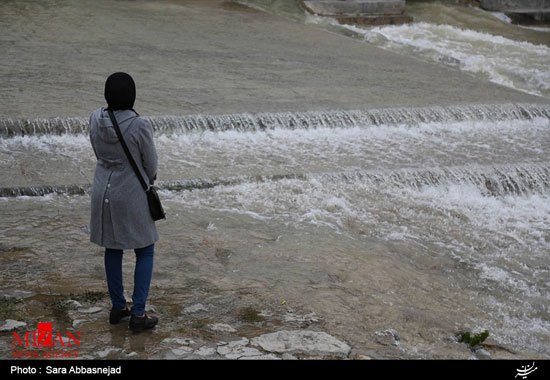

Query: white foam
338,22,550,98
165,168,550,309
6,117,545,182
488,12,512,24
0,134,91,151
518,25,550,32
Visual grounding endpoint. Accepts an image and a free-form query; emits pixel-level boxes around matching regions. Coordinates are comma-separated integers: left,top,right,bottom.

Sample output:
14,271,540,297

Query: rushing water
2,103,550,357
1,0,550,359
237,0,550,98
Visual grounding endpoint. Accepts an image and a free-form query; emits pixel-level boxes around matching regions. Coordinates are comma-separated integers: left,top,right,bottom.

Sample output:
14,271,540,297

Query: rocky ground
1,289,355,360
1,284,516,360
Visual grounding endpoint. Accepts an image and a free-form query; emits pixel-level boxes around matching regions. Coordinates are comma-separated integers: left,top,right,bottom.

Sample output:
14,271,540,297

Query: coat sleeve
89,113,99,160
136,119,158,184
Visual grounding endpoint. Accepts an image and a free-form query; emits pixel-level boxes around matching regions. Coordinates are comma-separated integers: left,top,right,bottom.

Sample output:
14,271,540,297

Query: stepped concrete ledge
479,0,550,11
299,0,405,16
297,0,413,25
479,0,550,21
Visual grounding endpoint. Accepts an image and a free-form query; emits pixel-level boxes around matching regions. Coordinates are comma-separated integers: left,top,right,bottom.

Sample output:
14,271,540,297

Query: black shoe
109,306,131,325
129,313,158,332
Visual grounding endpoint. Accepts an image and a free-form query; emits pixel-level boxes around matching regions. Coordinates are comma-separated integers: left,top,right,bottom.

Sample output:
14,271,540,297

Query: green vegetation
459,330,489,348
238,307,264,323
192,320,208,329
0,297,22,320
43,295,70,315
73,291,107,304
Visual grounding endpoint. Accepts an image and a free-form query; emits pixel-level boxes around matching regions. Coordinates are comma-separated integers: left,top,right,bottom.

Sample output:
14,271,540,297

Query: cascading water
237,0,550,99
2,0,550,360
2,103,550,137
1,103,550,357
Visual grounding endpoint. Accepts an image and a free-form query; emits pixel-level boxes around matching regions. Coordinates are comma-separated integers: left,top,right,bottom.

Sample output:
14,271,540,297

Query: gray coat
89,107,159,250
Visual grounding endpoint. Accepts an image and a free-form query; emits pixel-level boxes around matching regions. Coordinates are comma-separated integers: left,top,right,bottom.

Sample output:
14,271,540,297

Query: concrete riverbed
0,0,546,119
1,0,549,360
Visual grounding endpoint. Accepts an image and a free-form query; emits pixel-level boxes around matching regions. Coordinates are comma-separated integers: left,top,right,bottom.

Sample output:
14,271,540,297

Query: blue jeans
104,244,154,317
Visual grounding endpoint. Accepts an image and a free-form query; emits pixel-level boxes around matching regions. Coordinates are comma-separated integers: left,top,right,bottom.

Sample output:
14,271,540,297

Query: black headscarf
104,72,136,111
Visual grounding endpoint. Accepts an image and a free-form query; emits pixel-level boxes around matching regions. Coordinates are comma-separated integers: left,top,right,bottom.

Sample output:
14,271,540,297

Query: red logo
11,323,81,358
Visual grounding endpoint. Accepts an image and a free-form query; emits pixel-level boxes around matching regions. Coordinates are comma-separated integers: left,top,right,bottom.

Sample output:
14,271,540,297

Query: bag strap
107,109,149,191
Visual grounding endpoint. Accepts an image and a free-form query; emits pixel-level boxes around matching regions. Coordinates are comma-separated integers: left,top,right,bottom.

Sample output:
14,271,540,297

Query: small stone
375,329,400,346
355,354,373,360
64,300,82,309
162,337,195,346
231,337,250,346
194,346,217,357
475,347,491,359
251,330,350,358
157,351,178,360
0,320,27,332
207,323,237,333
172,347,194,356
72,319,88,329
78,307,102,314
258,310,273,318
240,354,281,360
219,346,263,359
217,338,254,359
97,348,120,359
283,312,319,323
183,303,208,314
281,353,298,360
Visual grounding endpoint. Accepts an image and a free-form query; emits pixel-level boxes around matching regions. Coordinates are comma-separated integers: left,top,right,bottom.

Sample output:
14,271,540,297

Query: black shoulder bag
107,110,166,221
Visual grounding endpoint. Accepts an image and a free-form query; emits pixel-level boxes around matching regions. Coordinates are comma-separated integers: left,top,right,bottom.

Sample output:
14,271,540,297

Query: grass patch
43,295,70,314
0,297,22,320
72,291,107,304
192,320,208,329
459,330,489,348
186,319,216,342
238,307,264,323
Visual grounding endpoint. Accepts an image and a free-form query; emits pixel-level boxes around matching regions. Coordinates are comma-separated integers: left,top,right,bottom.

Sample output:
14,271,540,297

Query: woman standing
89,72,159,332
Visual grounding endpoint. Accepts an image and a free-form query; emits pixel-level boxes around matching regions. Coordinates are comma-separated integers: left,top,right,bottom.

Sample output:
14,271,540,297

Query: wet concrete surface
0,0,546,119
1,196,542,360
1,0,549,361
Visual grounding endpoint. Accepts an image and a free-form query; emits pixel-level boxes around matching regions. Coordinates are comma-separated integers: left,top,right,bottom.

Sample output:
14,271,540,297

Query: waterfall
2,103,549,137
3,163,549,198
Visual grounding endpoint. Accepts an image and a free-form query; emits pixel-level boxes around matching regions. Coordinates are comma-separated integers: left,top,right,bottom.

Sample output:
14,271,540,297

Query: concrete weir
297,0,413,25
2,0,544,119
479,0,550,21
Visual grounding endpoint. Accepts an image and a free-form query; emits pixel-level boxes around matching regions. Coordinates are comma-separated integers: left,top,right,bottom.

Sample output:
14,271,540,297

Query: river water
1,0,550,359
240,0,550,98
